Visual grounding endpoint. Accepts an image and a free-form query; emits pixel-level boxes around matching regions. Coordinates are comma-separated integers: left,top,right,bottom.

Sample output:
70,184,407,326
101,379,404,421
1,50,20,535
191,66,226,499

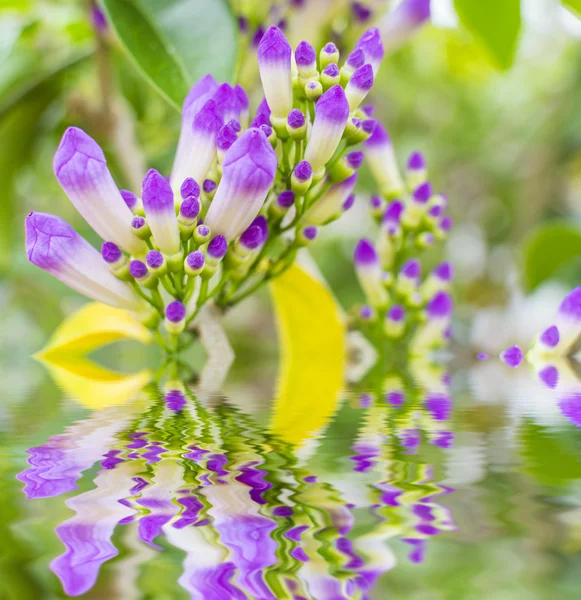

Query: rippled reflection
16,355,459,599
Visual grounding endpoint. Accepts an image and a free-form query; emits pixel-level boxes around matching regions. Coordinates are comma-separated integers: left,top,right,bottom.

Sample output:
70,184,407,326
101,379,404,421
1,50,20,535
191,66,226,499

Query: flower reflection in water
18,358,457,599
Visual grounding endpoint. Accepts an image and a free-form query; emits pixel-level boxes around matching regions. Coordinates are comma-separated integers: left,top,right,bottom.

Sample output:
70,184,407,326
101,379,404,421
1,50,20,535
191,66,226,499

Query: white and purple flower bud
303,173,358,225
382,200,404,238
164,300,186,334
355,27,384,75
499,345,524,369
250,97,271,129
170,99,223,193
120,189,142,215
421,262,453,300
101,241,126,271
146,249,167,277
304,79,323,102
178,196,201,238
216,121,240,167
406,151,427,188
269,189,295,219
320,42,339,68
345,64,374,110
257,26,293,121
142,169,181,259
213,83,239,123
129,259,156,289
321,63,340,90
286,108,306,140
354,238,389,308
369,195,385,219
304,85,350,175
204,128,277,240
360,305,376,321
410,291,453,355
234,84,249,126
396,259,421,297
403,181,432,228
379,0,431,55
202,178,217,201
206,235,228,265
193,224,211,245
364,121,404,197
344,116,362,140
185,250,205,277
180,177,200,200
26,212,146,311
237,223,266,257
295,40,317,79
385,304,406,338
291,160,313,195
53,127,146,257
328,150,364,182
340,48,365,82
131,215,151,240
297,225,318,246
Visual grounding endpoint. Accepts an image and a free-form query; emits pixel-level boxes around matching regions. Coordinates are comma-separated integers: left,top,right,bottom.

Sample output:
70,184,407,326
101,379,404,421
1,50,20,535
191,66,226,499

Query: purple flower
500,345,523,369
304,173,357,225
345,64,374,110
295,40,317,77
146,250,164,270
320,42,339,66
207,235,228,261
412,181,432,204
355,27,384,75
26,212,144,310
101,241,122,266
239,224,264,250
257,26,293,119
204,129,277,240
538,364,559,389
185,250,205,275
287,108,306,130
379,0,431,55
304,85,350,172
53,128,146,256
165,301,186,331
142,169,181,256
294,160,312,182
180,177,200,200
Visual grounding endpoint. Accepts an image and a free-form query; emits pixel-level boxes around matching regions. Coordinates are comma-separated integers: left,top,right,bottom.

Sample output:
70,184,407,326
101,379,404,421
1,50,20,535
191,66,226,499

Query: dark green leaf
563,0,581,18
101,0,237,111
453,0,522,70
521,221,581,292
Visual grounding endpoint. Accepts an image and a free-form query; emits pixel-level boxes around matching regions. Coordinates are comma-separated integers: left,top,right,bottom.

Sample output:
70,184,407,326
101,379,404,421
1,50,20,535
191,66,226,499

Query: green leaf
521,221,581,292
453,0,522,70
101,0,237,111
563,0,581,18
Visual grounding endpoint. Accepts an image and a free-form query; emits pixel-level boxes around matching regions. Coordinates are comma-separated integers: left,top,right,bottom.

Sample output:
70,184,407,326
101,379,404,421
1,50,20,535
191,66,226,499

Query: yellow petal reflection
269,264,346,446
38,355,152,409
36,302,153,359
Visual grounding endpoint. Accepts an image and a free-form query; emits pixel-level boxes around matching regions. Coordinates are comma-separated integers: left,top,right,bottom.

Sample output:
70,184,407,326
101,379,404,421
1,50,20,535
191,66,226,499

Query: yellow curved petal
36,302,153,358
37,355,152,409
269,264,346,446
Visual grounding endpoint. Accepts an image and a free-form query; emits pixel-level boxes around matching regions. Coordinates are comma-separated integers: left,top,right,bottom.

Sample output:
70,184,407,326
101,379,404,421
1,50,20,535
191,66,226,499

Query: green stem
131,282,160,312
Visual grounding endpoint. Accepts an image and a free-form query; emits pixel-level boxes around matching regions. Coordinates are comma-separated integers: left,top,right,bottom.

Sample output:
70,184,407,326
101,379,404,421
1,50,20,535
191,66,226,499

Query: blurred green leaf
563,0,581,18
521,221,581,292
101,0,237,111
453,0,521,70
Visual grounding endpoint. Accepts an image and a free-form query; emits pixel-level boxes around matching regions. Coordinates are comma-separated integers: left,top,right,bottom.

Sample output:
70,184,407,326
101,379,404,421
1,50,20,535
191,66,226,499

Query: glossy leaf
521,221,581,292
269,264,346,446
101,0,238,110
563,0,581,18
36,302,153,358
454,0,521,70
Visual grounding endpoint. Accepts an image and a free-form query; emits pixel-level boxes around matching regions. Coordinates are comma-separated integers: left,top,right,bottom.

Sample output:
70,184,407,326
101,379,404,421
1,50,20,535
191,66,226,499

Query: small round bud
297,225,318,246
305,80,323,102
291,160,313,195
120,190,140,213
193,224,211,245
180,178,200,200
203,179,217,200
101,242,123,267
164,300,186,334
286,108,306,140
321,63,340,89
320,42,339,68
207,235,228,264
185,250,205,276
131,215,151,240
146,250,167,277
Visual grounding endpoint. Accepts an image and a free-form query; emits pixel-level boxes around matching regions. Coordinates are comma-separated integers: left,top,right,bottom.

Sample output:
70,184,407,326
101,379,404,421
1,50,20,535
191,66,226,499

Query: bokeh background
3,1,581,598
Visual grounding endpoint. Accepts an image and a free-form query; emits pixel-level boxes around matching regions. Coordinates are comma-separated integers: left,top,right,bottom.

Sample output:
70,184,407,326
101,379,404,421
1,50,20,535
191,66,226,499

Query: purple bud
239,225,264,250
142,169,173,214
383,200,405,226
347,48,365,69
252,26,265,48
388,305,405,321
352,1,373,22
354,238,378,267
120,190,138,210
294,160,312,181
558,287,581,319
362,105,375,117
426,291,453,319
132,216,146,230
476,353,489,360
303,226,318,240
500,345,523,369
251,97,271,128
164,389,186,411
277,190,295,208
365,120,390,147
322,42,338,56
258,26,292,64
129,260,148,279
343,194,355,211
217,122,239,152
295,41,316,67
207,235,228,259
228,119,242,132
401,259,420,279
259,124,273,137
440,216,453,232
362,118,377,135
387,391,405,406
350,63,374,91
315,84,350,124
197,225,210,237
258,26,293,118
180,197,200,220
540,325,560,348
355,27,384,74
288,109,305,129
429,205,442,218
434,262,453,282
370,195,383,209
146,250,164,269
539,365,559,389
413,182,432,204
180,178,200,200
187,250,205,270
101,242,122,264
234,84,249,115
213,83,239,122
237,15,248,33
360,305,374,319
166,301,186,323
251,215,269,240
408,151,426,170
323,63,340,77
346,151,364,169
381,0,432,54
203,179,217,194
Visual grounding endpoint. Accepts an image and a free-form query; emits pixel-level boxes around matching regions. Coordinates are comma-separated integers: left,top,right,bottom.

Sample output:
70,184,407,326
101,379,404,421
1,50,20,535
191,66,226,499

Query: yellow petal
36,302,153,358
37,354,152,409
269,264,346,446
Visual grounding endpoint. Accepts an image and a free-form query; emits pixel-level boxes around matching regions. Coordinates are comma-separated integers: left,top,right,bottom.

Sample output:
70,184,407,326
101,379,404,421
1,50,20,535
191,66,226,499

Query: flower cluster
351,126,454,355
26,25,385,348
